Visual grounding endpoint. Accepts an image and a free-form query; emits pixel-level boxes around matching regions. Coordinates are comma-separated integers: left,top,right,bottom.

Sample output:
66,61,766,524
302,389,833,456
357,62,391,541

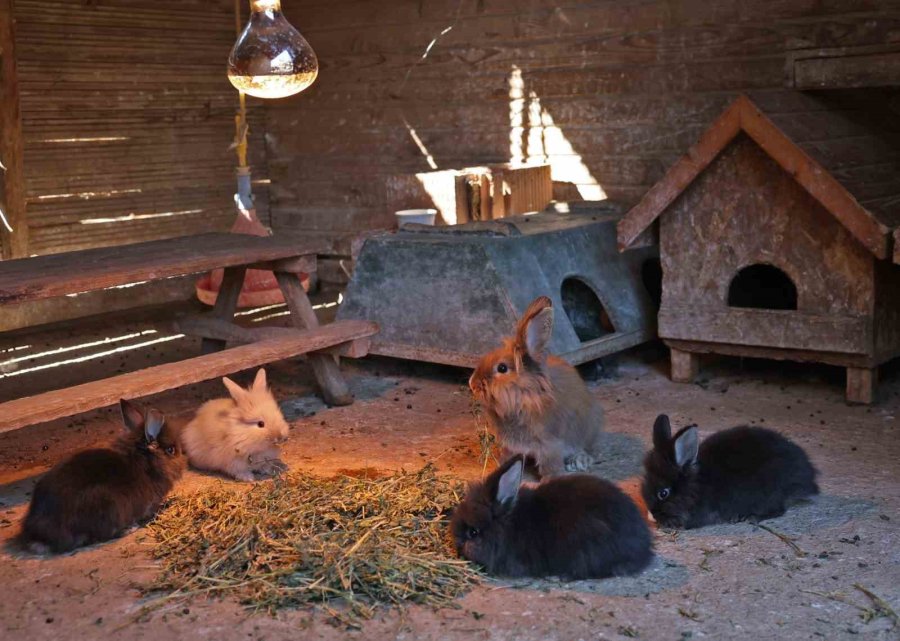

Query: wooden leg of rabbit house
846,366,877,405
670,348,700,383
275,271,354,406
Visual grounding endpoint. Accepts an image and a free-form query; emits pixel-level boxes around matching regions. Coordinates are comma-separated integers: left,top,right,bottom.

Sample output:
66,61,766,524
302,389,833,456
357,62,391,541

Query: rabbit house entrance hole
641,258,663,311
727,264,798,311
561,277,615,342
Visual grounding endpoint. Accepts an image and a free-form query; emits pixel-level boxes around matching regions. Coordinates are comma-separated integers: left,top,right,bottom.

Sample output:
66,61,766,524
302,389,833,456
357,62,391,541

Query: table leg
274,271,353,406
200,266,246,355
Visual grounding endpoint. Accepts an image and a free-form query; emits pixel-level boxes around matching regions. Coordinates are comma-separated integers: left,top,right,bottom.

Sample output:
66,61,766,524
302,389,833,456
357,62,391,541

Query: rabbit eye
496,363,508,374
657,487,670,501
257,421,265,428
165,445,175,456
467,526,480,540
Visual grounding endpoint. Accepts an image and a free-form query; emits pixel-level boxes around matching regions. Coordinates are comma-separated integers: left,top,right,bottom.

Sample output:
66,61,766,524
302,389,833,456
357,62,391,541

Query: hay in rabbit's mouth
145,465,481,625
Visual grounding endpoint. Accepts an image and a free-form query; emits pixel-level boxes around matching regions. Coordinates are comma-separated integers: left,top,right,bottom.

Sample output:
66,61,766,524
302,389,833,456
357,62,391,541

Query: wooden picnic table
0,232,379,433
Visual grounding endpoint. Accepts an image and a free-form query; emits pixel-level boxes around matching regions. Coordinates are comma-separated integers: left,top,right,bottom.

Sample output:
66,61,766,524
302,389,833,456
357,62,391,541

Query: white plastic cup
395,208,437,226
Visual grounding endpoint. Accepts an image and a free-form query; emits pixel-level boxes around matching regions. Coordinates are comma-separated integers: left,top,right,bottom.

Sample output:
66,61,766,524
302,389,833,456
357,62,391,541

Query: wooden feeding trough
386,164,553,225
618,93,900,404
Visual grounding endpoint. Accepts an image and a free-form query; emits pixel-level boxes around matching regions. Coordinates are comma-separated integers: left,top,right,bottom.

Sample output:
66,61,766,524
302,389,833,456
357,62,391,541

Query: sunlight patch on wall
509,66,525,165
36,188,143,202
508,66,606,201
39,136,130,144
403,119,438,170
80,208,203,225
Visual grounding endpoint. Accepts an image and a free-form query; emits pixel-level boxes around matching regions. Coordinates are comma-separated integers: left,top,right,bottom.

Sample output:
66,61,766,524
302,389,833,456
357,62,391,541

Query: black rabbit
641,414,819,529
17,399,186,553
451,455,653,578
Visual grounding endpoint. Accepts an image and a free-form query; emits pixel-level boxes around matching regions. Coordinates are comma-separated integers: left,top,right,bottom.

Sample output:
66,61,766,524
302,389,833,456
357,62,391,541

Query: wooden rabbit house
618,93,900,404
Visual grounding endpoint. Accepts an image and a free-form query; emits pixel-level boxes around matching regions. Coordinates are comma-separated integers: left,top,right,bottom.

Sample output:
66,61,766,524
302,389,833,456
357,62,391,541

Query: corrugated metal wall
11,0,269,256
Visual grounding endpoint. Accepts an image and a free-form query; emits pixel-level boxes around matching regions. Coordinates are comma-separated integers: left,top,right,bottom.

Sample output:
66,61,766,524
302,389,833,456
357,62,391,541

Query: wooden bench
0,232,379,433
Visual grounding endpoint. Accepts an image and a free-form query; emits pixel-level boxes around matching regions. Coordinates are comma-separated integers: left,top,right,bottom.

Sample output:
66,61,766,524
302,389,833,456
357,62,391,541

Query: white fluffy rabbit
180,369,290,481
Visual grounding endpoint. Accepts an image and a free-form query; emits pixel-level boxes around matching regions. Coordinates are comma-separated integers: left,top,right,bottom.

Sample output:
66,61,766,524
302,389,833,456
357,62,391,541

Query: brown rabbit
469,296,605,477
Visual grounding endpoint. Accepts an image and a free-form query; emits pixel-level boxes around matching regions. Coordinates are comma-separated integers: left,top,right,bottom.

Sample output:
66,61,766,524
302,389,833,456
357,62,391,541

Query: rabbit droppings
180,368,290,481
17,399,186,554
451,456,653,579
469,296,605,477
642,414,820,529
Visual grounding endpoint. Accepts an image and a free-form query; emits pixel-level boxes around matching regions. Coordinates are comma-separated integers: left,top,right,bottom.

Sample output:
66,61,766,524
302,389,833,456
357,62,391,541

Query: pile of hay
147,465,481,623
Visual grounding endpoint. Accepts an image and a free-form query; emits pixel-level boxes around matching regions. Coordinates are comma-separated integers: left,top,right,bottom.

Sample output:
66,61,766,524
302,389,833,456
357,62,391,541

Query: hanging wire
230,0,250,169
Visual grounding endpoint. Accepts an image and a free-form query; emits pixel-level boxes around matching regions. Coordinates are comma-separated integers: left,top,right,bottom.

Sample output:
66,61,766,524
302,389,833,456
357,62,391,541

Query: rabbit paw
253,458,288,478
564,452,594,472
232,470,256,482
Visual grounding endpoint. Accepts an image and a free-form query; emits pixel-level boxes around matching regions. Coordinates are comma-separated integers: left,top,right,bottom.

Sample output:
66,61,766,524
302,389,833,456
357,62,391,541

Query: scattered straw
145,465,481,624
801,586,898,627
854,584,899,628
754,522,807,557
468,390,496,478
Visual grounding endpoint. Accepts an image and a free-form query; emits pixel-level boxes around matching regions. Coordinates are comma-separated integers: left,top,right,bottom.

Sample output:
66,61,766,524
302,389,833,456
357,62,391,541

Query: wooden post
846,366,877,404
200,266,246,354
0,0,29,258
670,348,699,383
275,271,353,406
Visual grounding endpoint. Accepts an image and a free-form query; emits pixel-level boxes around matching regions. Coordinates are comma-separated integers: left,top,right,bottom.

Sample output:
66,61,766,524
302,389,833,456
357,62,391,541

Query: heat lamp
197,0,319,307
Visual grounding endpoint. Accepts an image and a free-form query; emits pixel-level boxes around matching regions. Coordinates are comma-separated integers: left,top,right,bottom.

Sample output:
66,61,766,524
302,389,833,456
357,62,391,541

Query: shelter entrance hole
641,258,663,311
727,264,798,310
561,277,615,342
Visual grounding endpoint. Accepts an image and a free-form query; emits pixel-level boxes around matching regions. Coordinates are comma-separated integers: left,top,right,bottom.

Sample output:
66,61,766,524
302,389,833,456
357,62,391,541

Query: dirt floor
0,300,898,641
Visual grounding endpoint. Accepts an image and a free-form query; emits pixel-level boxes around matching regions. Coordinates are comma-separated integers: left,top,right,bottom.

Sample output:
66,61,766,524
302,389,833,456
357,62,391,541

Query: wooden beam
664,339,878,369
0,319,379,433
175,315,371,358
786,44,900,90
275,271,354,406
200,265,245,354
0,0,28,258
0,233,327,305
659,306,872,355
248,254,317,274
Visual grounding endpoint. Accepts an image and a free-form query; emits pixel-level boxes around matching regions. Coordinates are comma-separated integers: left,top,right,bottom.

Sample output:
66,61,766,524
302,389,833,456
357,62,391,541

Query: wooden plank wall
9,0,269,257
266,0,900,239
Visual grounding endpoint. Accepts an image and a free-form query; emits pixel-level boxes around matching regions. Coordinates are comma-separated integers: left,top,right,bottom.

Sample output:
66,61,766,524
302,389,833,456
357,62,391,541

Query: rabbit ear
493,457,524,509
222,376,247,402
119,399,146,433
653,414,672,450
515,297,553,361
673,426,699,468
252,368,267,392
144,409,166,442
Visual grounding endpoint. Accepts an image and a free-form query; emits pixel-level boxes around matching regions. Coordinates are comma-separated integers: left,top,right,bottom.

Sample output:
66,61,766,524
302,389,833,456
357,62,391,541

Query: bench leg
670,348,699,383
846,366,877,405
200,266,246,355
275,271,353,406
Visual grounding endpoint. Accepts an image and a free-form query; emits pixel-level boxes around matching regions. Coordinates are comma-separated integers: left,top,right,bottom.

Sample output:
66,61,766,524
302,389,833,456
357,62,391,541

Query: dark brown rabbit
451,455,653,579
469,296,605,477
17,399,186,553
